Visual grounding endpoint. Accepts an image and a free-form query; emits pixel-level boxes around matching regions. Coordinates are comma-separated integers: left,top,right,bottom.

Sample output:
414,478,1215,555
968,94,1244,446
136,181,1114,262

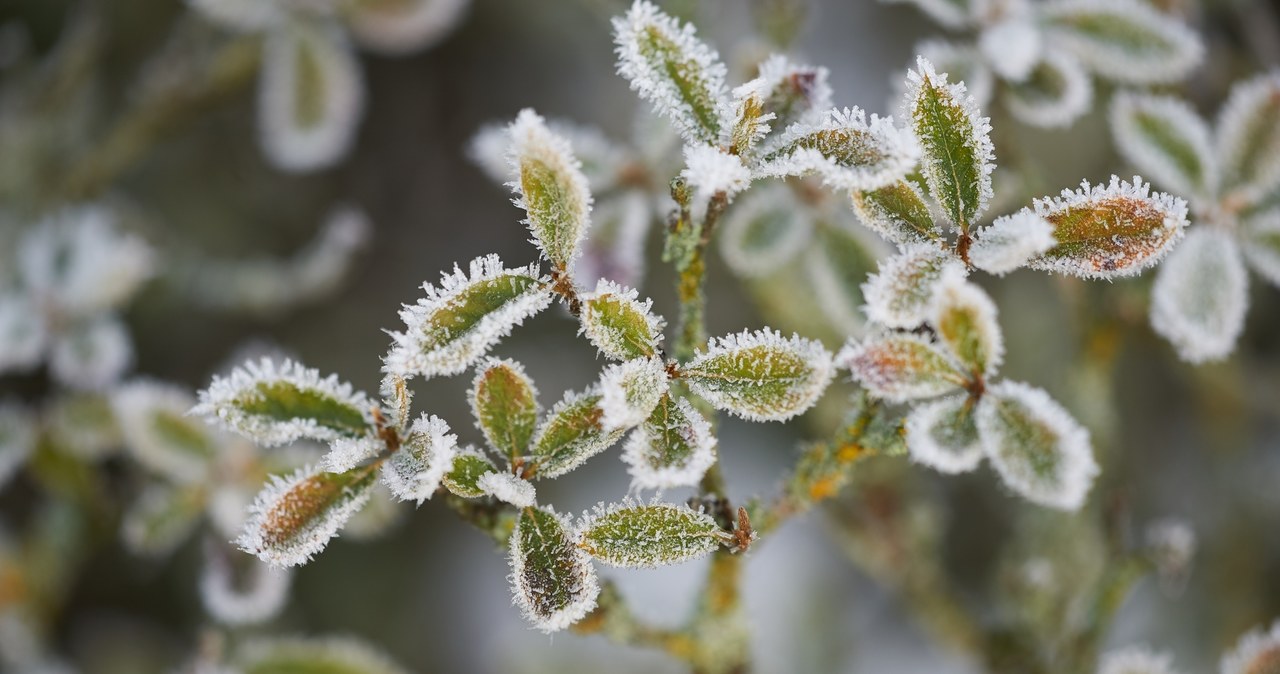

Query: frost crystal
382,414,457,504
757,107,919,192
1026,175,1188,279
576,500,726,568
200,550,292,625
970,211,1057,276
905,394,983,474
578,280,665,361
113,380,216,483
258,20,364,172
1220,620,1280,674
1097,647,1182,674
193,357,373,446
1003,48,1094,129
320,435,382,473
718,184,813,277
477,471,537,508
345,0,470,55
681,144,752,220
681,328,834,422
1042,0,1204,85
976,380,1096,511
508,109,593,269
598,356,669,431
509,506,600,633
905,56,995,228
385,254,552,379
237,463,377,567
1110,92,1217,199
862,244,964,329
622,394,716,491
49,316,133,391
612,0,729,145
838,332,965,403
1150,228,1248,364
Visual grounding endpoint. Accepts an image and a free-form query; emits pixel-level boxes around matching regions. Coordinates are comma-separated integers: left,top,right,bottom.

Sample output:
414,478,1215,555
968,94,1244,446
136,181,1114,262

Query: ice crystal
621,394,716,491
598,356,669,431
477,471,537,508
970,211,1057,276
381,414,457,504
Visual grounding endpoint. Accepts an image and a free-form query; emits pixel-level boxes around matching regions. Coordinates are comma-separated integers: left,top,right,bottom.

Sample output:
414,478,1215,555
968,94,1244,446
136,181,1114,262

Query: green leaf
579,281,665,360
613,1,728,145
510,506,599,632
718,184,813,277
598,356,669,431
193,358,372,446
529,390,625,479
904,393,982,474
850,178,940,245
622,393,716,490
1110,92,1215,199
976,381,1097,511
441,450,498,498
509,109,593,269
755,56,832,141
577,502,728,568
1042,0,1203,85
862,244,963,328
838,333,967,402
469,358,539,462
758,108,918,191
680,328,834,422
121,482,206,558
236,636,410,674
381,414,457,504
906,56,994,229
238,463,378,567
1027,176,1189,279
1217,73,1280,199
929,276,1003,379
114,381,217,484
803,221,886,336
385,254,553,379
1002,49,1093,129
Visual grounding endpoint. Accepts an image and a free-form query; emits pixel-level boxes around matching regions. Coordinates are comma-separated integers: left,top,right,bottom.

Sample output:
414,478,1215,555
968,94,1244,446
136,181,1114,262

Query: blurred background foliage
2,0,1280,672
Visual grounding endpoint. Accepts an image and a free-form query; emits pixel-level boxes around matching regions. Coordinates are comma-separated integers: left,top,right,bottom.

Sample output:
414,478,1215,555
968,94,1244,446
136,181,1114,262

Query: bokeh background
2,0,1280,672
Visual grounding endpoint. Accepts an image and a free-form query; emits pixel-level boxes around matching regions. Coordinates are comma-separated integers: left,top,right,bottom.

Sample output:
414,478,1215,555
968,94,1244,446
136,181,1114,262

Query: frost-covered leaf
680,328,834,422
598,356,669,431
508,109,593,270
622,393,716,491
121,483,206,557
1216,72,1280,200
976,380,1096,510
850,178,942,245
861,244,963,328
905,393,982,474
752,55,833,151
259,18,364,172
0,403,35,489
385,254,553,379
18,206,155,314
441,448,497,498
381,414,457,504
577,501,727,568
757,108,918,191
0,294,46,374
1097,647,1182,674
113,381,217,484
804,223,887,335
681,144,752,218
194,358,373,446
344,0,469,55
235,636,409,674
49,315,132,391
1002,47,1094,129
930,275,1003,379
320,435,383,474
1241,208,1280,288
476,471,536,507
970,211,1057,275
884,0,978,29
1042,0,1203,85
509,506,599,633
574,191,652,289
200,546,292,626
979,17,1042,83
469,358,538,461
1110,92,1216,199
45,392,121,461
718,184,813,276
579,280,664,360
1220,619,1280,674
726,77,775,157
1026,176,1189,279
905,56,995,228
1150,228,1248,363
612,0,729,145
529,389,625,479
838,333,966,402
238,463,378,567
